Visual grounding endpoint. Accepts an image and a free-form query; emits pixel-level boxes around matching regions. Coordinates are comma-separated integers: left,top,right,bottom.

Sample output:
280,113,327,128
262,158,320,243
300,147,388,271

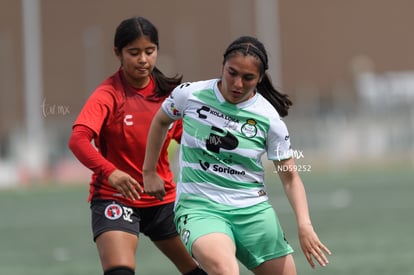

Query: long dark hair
114,16,182,99
223,36,292,117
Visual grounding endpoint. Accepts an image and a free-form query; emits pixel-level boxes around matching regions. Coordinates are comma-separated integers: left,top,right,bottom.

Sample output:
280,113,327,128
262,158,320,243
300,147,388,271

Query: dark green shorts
175,196,294,269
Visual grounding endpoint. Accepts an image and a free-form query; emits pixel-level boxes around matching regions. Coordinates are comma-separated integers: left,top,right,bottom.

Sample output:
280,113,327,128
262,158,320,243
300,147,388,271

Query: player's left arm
274,157,331,268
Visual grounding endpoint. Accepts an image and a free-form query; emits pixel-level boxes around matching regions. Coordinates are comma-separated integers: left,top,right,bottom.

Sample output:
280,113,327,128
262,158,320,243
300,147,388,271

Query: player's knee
206,260,239,275
104,266,134,275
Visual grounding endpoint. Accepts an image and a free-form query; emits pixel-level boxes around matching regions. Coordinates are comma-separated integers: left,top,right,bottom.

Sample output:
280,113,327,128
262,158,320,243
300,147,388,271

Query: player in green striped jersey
144,36,331,275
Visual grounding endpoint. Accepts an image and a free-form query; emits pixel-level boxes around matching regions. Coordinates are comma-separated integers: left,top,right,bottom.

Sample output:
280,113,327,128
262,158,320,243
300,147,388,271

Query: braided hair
223,36,292,117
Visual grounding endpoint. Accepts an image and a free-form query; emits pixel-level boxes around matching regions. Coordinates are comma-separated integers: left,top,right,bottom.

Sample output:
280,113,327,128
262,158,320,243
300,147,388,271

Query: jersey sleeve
68,125,116,178
72,88,114,135
161,82,191,120
266,118,293,161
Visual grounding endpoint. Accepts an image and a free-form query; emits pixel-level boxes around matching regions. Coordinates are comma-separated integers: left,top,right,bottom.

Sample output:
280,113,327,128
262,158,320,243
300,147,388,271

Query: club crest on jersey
104,203,123,220
241,119,257,138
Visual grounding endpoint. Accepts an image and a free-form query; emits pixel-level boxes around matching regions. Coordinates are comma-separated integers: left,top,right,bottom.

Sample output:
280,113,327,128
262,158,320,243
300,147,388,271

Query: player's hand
298,223,331,268
143,171,166,201
108,169,143,201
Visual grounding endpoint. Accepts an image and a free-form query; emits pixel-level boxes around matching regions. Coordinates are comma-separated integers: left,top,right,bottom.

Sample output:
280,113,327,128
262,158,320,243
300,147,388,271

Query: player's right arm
69,89,143,200
143,83,192,199
143,109,176,201
68,87,116,180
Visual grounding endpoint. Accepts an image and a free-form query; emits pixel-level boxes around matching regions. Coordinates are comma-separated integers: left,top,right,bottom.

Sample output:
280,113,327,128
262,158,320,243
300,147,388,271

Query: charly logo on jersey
104,203,123,220
196,105,239,123
124,114,133,126
241,119,258,138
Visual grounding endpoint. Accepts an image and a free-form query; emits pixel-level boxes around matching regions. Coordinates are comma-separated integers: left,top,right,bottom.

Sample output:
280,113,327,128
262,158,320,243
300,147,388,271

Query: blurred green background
1,165,412,275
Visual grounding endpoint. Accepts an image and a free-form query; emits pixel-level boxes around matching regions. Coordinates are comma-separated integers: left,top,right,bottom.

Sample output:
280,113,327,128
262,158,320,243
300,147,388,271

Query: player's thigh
233,204,293,269
252,254,296,275
90,199,140,241
176,213,239,274
153,236,198,273
176,212,234,256
96,230,138,270
91,200,140,270
140,202,178,241
192,233,239,275
192,232,236,262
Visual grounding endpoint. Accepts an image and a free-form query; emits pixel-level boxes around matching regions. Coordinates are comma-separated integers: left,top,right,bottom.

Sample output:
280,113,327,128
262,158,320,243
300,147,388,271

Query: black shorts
90,199,178,242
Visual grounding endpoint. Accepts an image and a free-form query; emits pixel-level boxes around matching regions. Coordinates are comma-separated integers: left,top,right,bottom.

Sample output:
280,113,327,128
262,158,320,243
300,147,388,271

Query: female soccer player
68,16,206,275
143,36,331,275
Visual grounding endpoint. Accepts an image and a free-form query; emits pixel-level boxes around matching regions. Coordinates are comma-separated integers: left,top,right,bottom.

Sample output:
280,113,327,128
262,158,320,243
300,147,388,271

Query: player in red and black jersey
68,16,205,275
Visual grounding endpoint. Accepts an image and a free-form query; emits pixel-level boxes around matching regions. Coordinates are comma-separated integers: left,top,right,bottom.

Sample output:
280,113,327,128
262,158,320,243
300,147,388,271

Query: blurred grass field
0,165,412,275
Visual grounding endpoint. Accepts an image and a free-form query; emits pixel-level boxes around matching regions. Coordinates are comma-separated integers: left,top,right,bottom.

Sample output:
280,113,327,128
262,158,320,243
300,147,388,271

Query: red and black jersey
71,68,182,207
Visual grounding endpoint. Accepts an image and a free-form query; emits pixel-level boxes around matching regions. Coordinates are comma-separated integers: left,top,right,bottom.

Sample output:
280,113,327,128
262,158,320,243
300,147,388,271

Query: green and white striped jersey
162,79,292,208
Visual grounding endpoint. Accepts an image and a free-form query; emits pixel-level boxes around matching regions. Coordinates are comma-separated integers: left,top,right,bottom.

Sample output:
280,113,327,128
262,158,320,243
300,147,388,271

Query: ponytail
257,74,292,117
147,66,183,101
